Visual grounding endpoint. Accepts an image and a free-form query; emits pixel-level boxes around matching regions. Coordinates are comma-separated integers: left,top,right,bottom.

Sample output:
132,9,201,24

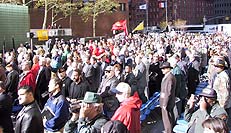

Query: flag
159,2,165,8
111,20,128,36
139,4,147,10
36,30,48,41
132,21,144,32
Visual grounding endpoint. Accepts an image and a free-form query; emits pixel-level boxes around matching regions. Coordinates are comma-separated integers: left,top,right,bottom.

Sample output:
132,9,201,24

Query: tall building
129,0,214,29
212,0,231,24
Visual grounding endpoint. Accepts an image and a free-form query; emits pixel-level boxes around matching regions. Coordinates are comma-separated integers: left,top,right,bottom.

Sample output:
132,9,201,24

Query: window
119,3,126,11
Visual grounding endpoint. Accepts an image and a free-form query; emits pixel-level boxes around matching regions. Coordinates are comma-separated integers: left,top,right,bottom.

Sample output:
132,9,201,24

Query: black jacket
0,92,13,133
15,101,43,133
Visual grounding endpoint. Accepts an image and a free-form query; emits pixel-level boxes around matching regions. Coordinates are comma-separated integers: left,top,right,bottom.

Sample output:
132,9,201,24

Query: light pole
165,0,168,24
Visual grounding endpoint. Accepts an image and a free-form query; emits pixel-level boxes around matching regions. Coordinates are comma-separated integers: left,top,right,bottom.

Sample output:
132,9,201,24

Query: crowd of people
0,31,231,133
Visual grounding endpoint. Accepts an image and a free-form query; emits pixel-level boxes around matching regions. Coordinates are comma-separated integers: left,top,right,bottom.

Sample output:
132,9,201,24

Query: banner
159,2,165,8
132,21,144,33
37,30,48,41
111,20,128,36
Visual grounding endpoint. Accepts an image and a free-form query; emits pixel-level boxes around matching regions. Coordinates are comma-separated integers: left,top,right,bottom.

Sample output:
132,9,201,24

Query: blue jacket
44,92,70,132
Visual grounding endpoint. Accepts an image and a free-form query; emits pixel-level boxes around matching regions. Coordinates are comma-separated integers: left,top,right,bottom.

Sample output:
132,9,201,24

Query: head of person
105,66,115,78
18,86,34,105
33,55,39,64
39,57,46,66
21,61,31,71
124,64,132,74
72,69,82,83
202,117,229,133
90,56,97,65
111,82,131,102
0,81,6,93
58,67,67,79
48,77,62,94
213,58,226,73
198,87,218,109
152,53,159,63
81,92,103,119
160,62,172,74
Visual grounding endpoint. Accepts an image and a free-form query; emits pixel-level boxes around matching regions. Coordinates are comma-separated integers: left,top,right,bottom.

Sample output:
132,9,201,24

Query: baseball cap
105,66,114,71
199,88,217,98
82,92,102,103
110,82,131,94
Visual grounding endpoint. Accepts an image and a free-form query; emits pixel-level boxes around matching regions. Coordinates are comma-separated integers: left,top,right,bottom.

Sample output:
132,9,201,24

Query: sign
36,30,48,41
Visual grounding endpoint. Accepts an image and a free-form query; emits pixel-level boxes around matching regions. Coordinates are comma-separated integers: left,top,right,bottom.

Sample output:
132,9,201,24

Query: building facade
212,0,231,24
129,0,214,29
29,0,129,37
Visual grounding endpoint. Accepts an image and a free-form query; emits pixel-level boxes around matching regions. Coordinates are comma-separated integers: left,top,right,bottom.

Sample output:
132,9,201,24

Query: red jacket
18,70,36,93
111,92,142,133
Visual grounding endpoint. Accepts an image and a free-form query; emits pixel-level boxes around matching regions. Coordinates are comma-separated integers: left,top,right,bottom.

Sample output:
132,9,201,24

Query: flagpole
165,0,168,24
146,0,149,28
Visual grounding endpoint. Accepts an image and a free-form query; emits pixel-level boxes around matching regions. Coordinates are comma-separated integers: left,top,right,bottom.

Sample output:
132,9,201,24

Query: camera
69,101,82,113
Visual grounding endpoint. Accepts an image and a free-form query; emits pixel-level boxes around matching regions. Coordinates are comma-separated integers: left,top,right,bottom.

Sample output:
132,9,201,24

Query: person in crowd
5,62,19,100
64,91,108,133
187,53,200,97
123,64,138,95
148,53,164,96
0,58,6,83
67,69,90,102
101,120,128,133
111,82,142,133
57,67,72,97
202,117,229,133
212,58,231,129
18,61,36,93
35,57,51,109
15,86,43,133
90,56,101,92
184,87,227,133
98,66,120,118
82,56,95,92
169,56,187,114
159,62,176,133
134,56,147,103
43,77,70,132
0,81,13,133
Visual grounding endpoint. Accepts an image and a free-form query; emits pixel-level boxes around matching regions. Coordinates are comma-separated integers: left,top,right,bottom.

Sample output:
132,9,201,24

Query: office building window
119,3,126,11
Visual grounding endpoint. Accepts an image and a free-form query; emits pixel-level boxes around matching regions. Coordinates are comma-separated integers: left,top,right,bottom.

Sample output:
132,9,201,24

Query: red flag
111,20,128,35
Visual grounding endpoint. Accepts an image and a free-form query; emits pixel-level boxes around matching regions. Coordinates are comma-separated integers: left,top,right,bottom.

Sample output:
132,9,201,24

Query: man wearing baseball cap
184,87,227,133
64,92,108,133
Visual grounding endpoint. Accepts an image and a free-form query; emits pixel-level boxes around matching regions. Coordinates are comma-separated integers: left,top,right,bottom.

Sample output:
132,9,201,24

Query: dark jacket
15,101,43,133
68,80,90,100
61,76,72,97
5,70,19,99
0,92,13,133
64,113,108,133
35,66,51,107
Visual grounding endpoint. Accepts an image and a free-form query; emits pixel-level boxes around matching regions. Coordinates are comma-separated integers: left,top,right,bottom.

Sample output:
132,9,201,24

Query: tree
78,0,119,37
36,0,81,29
173,19,187,30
